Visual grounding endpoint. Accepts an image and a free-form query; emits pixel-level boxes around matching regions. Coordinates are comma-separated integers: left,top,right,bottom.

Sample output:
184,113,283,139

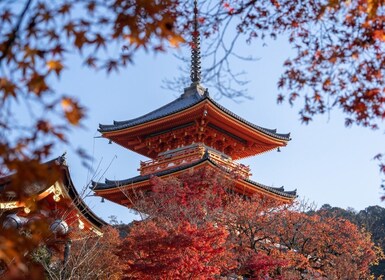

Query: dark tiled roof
61,162,107,228
209,98,290,140
92,155,297,199
98,85,290,141
99,87,204,132
0,155,106,228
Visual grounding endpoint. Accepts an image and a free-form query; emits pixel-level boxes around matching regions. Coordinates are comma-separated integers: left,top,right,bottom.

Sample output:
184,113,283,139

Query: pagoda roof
92,153,297,200
58,158,106,229
98,86,290,141
0,155,106,230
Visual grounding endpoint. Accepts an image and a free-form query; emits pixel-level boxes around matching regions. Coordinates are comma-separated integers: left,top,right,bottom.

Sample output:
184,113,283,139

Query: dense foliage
119,169,383,279
316,204,385,277
3,169,383,279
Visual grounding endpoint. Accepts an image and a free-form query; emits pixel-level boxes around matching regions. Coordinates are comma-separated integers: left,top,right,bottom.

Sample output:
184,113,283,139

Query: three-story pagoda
92,1,296,205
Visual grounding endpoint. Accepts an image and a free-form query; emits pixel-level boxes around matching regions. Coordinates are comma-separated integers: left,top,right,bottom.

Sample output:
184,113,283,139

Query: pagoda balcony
139,144,251,179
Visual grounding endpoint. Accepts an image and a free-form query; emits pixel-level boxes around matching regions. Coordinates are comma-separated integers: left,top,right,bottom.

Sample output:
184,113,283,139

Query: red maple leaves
118,169,382,279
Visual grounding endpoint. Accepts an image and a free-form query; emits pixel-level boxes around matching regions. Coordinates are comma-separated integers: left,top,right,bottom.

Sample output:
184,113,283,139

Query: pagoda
92,1,296,206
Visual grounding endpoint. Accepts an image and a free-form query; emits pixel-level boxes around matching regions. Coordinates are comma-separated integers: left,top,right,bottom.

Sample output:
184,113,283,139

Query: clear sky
51,35,384,224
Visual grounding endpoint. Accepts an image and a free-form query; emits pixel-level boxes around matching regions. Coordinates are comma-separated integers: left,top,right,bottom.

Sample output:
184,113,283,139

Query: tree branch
0,0,33,64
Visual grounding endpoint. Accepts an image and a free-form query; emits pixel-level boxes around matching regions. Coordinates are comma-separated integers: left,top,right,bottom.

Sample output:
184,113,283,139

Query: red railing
139,144,251,178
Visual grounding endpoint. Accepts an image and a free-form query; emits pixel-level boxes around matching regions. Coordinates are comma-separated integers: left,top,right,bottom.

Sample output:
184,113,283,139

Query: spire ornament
190,0,201,85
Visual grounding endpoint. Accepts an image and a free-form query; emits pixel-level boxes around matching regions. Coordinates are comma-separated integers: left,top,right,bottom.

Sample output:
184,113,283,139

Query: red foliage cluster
117,169,382,279
120,220,229,280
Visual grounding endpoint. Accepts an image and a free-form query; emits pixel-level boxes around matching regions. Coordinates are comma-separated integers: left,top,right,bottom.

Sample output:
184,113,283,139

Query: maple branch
0,0,33,64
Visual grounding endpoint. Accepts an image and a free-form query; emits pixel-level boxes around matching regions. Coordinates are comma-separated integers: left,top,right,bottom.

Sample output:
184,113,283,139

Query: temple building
0,154,105,237
92,2,296,206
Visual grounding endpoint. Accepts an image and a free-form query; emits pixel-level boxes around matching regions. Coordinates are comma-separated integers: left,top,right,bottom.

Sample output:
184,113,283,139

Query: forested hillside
315,205,385,276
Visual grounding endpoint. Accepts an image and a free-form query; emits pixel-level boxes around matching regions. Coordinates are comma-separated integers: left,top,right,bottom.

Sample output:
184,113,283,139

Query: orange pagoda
92,2,296,205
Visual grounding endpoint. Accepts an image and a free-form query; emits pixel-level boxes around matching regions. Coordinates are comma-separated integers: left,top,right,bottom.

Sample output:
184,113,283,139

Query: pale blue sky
52,36,384,224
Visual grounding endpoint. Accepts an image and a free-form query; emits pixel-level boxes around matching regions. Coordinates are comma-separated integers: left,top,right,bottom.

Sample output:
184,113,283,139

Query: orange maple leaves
46,60,63,76
61,97,84,126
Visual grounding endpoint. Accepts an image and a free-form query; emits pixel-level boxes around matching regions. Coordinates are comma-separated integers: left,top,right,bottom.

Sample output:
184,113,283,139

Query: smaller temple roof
98,86,291,141
0,155,106,231
59,157,106,229
92,153,297,200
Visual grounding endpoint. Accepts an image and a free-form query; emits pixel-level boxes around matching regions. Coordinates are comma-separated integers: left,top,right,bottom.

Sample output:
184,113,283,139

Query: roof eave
92,157,296,199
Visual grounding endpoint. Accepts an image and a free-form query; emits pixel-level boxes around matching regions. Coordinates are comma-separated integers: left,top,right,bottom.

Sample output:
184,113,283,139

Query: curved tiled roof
208,98,290,140
60,161,106,228
98,86,290,141
0,155,106,228
92,155,297,199
99,89,204,132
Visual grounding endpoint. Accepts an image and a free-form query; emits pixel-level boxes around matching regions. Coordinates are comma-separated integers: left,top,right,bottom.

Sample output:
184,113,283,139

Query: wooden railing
139,145,205,175
139,144,251,178
206,150,251,178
